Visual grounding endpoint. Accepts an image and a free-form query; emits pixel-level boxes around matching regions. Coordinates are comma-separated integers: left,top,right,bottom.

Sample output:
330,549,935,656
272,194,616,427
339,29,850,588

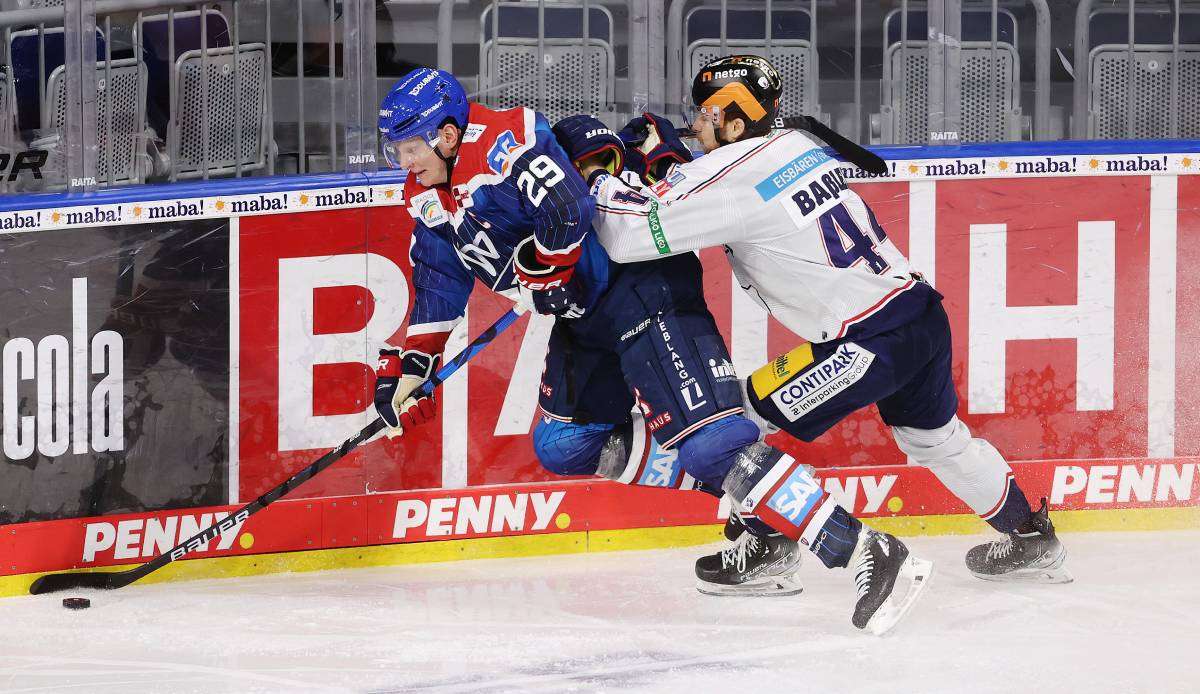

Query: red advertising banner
234,172,1193,502
5,457,1196,578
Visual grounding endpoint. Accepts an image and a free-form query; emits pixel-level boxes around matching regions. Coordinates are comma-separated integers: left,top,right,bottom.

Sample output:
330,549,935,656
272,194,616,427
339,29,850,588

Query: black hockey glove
619,113,694,184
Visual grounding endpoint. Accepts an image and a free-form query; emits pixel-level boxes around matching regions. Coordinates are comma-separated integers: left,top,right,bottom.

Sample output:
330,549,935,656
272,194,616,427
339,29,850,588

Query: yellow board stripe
2,507,1195,599
750,342,814,399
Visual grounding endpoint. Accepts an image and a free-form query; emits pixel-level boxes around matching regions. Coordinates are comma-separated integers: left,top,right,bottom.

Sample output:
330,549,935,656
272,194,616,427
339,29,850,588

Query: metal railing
0,0,1195,195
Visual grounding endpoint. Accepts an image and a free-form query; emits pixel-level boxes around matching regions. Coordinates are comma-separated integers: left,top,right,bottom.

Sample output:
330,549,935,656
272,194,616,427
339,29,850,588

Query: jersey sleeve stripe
677,135,784,201
407,319,461,336
596,204,650,217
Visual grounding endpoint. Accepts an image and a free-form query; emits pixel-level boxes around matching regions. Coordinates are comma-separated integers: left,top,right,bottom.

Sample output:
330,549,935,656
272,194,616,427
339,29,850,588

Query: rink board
1,139,1199,593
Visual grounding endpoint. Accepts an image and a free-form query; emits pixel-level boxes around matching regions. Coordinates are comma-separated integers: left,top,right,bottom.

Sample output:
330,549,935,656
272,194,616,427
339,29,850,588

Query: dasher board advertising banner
0,219,230,523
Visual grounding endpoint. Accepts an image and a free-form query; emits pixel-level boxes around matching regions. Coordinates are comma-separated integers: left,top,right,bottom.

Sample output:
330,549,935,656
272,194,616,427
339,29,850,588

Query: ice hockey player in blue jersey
374,67,930,634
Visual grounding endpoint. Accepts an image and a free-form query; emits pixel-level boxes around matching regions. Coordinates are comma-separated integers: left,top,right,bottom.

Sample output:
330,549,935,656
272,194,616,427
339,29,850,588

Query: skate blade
696,574,804,597
866,557,934,636
970,565,1074,584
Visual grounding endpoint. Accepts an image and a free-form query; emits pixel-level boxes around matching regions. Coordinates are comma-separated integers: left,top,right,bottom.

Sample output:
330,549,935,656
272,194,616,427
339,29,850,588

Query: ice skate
695,530,802,597
966,498,1072,584
850,529,933,635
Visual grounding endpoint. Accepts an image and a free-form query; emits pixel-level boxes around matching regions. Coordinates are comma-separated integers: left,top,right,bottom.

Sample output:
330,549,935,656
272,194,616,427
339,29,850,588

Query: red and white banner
233,173,1200,500
5,457,1196,577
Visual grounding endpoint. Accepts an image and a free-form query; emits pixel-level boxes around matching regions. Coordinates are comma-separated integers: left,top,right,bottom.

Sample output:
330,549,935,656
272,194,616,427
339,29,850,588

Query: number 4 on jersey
817,203,890,275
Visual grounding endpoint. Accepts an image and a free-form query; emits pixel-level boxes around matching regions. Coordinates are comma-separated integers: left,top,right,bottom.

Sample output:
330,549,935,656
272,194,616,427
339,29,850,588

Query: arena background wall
1,139,1199,596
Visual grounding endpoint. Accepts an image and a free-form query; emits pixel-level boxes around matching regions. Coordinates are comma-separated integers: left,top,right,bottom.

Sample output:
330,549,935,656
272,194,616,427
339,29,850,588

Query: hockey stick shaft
29,307,527,595
676,115,888,175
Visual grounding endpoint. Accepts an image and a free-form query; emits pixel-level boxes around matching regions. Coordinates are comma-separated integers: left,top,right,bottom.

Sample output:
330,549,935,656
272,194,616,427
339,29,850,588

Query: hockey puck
62,597,90,610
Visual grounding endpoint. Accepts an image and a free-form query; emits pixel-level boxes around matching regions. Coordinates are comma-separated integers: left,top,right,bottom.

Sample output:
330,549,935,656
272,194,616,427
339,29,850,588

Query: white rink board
1,530,1196,693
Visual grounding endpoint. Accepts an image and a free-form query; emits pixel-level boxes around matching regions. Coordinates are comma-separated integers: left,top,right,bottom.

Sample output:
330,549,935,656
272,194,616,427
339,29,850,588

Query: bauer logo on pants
769,343,875,422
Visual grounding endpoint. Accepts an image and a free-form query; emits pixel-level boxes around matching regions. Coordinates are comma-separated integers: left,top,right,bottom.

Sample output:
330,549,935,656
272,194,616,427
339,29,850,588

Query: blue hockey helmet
378,68,470,168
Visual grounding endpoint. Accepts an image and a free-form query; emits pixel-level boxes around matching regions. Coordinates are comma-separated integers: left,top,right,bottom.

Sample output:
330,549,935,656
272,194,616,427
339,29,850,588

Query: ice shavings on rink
0,529,1196,693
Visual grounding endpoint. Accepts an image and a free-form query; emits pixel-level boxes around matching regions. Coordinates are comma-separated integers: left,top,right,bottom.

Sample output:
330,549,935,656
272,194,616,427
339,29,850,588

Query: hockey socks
983,475,1034,534
718,442,860,568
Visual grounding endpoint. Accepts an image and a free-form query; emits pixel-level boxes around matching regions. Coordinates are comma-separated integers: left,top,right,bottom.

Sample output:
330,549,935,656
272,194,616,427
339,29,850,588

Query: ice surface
0,530,1196,693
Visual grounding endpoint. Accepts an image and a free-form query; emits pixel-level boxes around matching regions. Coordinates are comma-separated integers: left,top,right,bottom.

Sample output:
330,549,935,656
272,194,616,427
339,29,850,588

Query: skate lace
720,534,761,572
986,536,1016,560
853,554,874,599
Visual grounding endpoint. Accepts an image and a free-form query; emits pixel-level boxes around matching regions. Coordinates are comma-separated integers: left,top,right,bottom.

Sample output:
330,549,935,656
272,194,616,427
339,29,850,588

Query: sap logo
0,149,48,181
83,510,248,562
393,492,566,538
765,469,822,523
2,278,123,461
823,475,897,514
640,446,681,487
1051,464,1197,505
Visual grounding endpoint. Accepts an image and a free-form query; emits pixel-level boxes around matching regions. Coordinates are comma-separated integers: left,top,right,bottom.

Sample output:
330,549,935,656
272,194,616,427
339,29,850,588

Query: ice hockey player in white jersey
567,55,1072,594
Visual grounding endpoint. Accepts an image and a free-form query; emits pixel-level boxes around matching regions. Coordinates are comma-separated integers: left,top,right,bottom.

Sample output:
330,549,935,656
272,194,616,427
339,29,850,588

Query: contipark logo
769,343,874,422
82,510,250,562
392,491,566,539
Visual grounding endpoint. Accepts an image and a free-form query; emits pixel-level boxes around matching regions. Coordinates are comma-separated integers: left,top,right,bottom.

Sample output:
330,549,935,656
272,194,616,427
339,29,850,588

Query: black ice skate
695,531,802,597
849,529,933,635
965,498,1072,584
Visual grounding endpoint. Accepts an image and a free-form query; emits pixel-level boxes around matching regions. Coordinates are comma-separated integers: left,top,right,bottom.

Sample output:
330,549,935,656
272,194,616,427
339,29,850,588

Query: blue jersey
402,103,607,346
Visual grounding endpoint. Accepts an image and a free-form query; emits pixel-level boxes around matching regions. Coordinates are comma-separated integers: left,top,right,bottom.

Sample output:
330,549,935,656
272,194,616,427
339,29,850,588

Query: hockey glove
618,113,694,184
514,236,587,319
552,115,625,182
374,348,441,438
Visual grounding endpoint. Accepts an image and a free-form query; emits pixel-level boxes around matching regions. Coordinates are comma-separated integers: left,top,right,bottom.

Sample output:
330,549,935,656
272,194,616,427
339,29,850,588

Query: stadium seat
42,57,148,186
478,2,615,124
683,3,822,123
1085,7,1200,139
8,26,105,133
872,8,1024,144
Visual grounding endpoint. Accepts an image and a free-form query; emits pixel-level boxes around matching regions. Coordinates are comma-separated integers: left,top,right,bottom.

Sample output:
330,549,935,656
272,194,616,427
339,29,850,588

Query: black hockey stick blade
29,570,123,594
780,116,889,175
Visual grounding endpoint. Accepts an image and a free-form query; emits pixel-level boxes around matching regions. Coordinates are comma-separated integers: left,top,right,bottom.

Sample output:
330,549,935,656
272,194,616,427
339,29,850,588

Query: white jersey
591,128,933,343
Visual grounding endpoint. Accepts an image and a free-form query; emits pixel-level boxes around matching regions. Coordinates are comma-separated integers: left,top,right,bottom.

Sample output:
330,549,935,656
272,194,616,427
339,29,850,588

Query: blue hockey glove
618,113,694,184
552,115,625,179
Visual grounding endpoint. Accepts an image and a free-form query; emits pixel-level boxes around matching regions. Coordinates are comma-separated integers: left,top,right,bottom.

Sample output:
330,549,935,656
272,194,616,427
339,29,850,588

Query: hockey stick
29,306,527,595
675,115,888,175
